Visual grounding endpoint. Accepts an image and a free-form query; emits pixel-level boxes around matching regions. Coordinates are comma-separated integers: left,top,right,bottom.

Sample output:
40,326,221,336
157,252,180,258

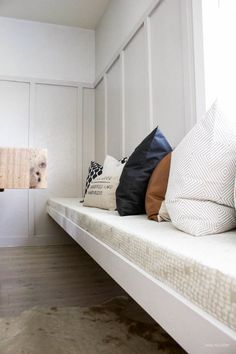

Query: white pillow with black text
83,155,126,210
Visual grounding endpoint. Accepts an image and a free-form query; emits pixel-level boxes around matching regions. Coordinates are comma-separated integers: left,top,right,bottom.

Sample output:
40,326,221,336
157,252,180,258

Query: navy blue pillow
116,127,172,216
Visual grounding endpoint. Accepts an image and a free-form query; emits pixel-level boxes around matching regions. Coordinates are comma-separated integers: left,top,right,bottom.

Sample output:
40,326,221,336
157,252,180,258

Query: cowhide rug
0,296,185,353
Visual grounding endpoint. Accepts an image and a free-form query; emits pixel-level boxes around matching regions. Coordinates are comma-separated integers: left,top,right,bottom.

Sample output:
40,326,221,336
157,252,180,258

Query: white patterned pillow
83,155,127,210
165,100,236,236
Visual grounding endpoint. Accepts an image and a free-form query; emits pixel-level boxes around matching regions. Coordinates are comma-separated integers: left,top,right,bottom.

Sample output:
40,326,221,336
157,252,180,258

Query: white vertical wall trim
121,51,126,156
28,82,36,237
82,88,95,193
180,0,205,130
77,85,83,198
94,78,106,163
144,17,154,131
180,0,197,132
191,0,206,120
104,74,108,156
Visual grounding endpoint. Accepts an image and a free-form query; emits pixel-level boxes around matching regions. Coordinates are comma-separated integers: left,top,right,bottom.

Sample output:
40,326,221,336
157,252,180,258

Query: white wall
0,17,95,246
202,0,236,114
0,0,198,245
94,0,195,162
218,1,236,120
201,0,218,111
95,79,106,164
0,16,95,83
95,0,154,78
0,79,84,246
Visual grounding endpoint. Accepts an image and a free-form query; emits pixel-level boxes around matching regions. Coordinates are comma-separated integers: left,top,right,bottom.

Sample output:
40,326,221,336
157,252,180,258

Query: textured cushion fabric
165,100,236,236
145,153,171,221
116,127,172,216
48,198,236,331
83,155,126,211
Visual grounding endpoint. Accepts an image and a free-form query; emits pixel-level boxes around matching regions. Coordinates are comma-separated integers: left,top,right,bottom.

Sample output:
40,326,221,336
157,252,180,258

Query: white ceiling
0,0,110,29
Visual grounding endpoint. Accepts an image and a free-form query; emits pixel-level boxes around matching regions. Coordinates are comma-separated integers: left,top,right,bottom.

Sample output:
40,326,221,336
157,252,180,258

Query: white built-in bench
47,197,236,354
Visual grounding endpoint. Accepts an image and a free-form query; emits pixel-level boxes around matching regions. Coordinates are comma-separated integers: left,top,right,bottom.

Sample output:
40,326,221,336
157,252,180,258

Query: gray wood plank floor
0,244,126,317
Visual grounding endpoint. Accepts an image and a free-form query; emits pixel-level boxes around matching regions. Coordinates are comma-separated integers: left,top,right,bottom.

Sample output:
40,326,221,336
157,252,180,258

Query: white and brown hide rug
0,296,185,354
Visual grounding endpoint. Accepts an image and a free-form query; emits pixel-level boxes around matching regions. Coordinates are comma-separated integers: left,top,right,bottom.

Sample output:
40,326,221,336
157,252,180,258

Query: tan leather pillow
145,153,171,221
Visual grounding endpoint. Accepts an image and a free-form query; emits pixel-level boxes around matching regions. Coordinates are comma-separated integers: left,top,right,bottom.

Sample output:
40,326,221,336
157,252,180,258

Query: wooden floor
0,244,126,317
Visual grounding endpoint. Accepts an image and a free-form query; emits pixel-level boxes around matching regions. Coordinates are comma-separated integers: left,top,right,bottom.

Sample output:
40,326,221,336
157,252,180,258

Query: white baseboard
0,234,74,247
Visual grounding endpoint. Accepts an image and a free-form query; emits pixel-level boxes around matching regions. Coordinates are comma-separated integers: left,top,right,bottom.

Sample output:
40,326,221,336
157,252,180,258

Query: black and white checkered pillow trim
83,157,128,198
119,157,128,164
84,161,103,196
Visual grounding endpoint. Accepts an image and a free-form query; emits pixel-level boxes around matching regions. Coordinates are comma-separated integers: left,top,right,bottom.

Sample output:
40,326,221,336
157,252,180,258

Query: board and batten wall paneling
123,25,149,156
106,57,123,159
33,84,79,237
82,88,95,191
0,77,92,246
150,0,185,147
94,0,198,162
95,0,154,78
95,79,106,164
0,81,30,237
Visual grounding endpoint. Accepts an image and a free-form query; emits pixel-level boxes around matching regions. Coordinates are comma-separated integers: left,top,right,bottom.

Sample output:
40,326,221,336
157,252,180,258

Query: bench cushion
47,198,236,331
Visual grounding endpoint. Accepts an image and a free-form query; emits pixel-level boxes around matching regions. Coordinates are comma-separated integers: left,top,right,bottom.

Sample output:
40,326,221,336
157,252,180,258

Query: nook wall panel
107,57,122,159
33,84,79,236
0,81,29,147
150,0,185,147
94,0,192,162
82,88,95,190
0,81,29,237
95,79,105,164
0,77,91,245
123,26,149,156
